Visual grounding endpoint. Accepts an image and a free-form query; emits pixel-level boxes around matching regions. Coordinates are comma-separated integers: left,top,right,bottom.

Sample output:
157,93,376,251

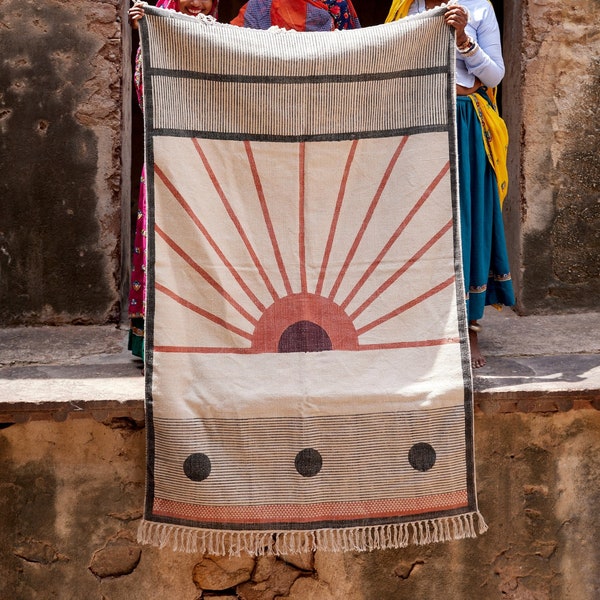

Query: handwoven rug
137,5,486,555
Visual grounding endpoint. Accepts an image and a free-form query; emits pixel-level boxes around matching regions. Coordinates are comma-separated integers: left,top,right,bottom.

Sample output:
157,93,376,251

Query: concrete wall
507,0,600,314
0,0,123,325
1,410,599,599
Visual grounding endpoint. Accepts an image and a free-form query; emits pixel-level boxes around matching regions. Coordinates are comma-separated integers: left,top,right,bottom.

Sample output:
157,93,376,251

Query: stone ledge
1,310,599,422
0,325,144,424
476,392,600,414
0,399,145,425
474,351,600,413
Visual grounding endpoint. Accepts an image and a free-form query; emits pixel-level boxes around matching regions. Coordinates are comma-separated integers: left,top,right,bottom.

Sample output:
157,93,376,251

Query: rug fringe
137,511,488,556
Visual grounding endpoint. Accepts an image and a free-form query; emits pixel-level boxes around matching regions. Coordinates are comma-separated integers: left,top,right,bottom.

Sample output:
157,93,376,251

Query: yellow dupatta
468,87,508,206
385,0,509,206
385,0,412,21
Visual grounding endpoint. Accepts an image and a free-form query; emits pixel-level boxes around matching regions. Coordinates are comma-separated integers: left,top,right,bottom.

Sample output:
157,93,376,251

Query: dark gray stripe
148,65,449,85
149,123,449,142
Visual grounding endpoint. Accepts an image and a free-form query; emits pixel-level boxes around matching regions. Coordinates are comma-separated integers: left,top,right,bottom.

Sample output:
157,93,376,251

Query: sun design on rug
150,133,458,354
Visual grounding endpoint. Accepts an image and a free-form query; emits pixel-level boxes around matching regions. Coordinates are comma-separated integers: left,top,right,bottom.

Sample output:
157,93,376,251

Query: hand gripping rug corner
137,5,487,556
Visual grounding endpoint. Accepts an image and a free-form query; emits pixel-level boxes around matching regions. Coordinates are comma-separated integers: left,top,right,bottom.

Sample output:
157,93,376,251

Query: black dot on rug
295,448,323,477
183,452,212,481
408,442,437,472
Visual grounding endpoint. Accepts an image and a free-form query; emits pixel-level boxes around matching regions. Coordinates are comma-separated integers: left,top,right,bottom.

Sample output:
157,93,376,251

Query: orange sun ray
349,219,453,320
314,139,358,297
155,282,253,340
327,136,409,301
299,142,307,294
155,224,258,326
341,161,451,312
245,141,293,296
355,275,455,336
192,138,280,303
155,164,266,312
153,346,254,354
357,337,460,350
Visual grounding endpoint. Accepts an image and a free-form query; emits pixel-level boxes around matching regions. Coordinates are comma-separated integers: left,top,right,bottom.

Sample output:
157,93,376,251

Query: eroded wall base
1,411,599,599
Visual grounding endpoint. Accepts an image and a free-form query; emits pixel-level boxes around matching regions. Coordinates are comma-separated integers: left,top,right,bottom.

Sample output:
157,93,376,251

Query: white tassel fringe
137,511,488,556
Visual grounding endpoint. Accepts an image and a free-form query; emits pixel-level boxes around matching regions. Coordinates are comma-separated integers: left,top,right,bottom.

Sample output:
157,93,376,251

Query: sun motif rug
137,5,486,555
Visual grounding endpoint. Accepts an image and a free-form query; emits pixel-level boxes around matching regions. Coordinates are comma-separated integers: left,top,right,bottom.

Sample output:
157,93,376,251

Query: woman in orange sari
231,0,360,31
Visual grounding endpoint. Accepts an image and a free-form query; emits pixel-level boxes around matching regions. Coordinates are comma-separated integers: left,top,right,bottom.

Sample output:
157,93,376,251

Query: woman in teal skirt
456,91,515,367
387,0,515,368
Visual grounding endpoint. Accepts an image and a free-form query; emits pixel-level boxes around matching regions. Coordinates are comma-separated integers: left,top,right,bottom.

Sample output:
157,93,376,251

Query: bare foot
468,322,486,369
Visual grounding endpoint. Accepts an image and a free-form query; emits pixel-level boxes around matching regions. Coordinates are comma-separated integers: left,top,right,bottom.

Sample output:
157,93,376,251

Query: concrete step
0,308,598,422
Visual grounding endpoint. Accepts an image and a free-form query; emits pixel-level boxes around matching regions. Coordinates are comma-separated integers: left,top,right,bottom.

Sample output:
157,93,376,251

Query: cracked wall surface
516,0,600,313
1,412,599,599
0,0,122,325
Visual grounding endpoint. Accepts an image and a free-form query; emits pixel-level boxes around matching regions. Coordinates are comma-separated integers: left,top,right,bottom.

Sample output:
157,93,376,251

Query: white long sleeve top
408,0,505,88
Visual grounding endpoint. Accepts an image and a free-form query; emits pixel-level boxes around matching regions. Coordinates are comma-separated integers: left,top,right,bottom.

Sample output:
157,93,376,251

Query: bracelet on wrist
457,35,478,56
458,41,479,57
456,36,473,51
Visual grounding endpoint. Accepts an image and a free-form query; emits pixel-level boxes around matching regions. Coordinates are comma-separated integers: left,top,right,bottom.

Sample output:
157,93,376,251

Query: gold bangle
457,36,473,51
459,42,479,58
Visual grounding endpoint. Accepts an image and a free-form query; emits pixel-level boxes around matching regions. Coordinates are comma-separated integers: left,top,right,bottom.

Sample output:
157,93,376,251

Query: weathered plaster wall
1,411,599,599
500,0,523,306
0,0,123,325
517,0,600,314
